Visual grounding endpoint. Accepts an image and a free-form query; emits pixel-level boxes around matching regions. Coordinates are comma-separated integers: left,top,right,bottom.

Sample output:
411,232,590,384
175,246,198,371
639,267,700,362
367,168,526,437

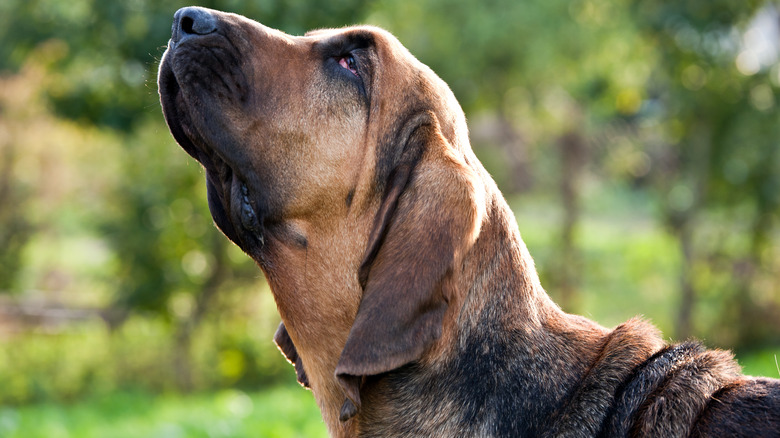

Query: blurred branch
0,293,105,335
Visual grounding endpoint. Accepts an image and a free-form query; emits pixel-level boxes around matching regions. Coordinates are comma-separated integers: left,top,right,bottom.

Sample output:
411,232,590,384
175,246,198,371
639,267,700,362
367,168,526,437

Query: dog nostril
181,16,195,35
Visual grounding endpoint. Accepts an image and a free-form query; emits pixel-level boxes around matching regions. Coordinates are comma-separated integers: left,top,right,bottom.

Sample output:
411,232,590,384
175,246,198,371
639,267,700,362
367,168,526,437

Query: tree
629,0,780,345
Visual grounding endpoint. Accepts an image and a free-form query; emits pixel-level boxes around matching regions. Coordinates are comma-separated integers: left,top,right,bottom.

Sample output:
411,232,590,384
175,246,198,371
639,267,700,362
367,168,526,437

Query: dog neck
256,184,606,436
257,211,373,436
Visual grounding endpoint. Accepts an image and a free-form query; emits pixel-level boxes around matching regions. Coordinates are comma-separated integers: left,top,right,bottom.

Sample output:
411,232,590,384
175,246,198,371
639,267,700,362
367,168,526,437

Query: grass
0,386,327,438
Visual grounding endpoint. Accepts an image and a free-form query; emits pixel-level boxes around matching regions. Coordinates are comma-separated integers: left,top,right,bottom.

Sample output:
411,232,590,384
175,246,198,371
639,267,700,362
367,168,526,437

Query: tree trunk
557,131,586,312
675,221,695,340
173,233,230,391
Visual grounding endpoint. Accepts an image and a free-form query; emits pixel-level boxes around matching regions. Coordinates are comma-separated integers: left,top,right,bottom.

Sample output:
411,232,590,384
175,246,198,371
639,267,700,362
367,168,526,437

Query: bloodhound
158,7,780,437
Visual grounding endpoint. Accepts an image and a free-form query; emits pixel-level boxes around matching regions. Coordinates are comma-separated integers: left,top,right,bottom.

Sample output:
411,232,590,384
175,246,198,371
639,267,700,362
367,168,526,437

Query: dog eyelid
337,54,359,77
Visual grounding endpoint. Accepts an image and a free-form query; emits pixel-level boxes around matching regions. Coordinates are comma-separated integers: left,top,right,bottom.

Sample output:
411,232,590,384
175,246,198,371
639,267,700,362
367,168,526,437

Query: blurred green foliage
0,303,290,405
0,0,778,429
1,387,327,438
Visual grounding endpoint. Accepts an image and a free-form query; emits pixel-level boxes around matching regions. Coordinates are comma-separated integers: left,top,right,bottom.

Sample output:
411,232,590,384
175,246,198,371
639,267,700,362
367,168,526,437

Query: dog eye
338,54,358,76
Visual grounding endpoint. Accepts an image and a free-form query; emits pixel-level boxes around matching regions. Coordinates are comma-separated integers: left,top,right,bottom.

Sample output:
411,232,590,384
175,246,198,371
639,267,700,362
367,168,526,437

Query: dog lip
159,57,201,161
222,166,265,251
160,57,265,249
239,181,264,244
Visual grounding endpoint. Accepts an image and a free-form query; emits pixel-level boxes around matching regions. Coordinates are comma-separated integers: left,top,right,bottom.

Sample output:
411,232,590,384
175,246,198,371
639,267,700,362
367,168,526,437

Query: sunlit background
1,1,779,436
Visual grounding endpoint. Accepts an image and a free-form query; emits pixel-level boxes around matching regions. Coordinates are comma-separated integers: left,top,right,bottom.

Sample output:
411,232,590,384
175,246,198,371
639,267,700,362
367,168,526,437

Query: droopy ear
273,322,310,388
335,113,482,421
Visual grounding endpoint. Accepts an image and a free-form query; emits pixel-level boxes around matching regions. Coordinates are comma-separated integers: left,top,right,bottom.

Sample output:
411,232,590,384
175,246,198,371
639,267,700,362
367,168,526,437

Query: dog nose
171,7,217,43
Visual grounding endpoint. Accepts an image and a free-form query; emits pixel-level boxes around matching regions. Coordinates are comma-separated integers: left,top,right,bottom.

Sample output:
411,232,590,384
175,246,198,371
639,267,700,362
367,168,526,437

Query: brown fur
158,7,780,437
